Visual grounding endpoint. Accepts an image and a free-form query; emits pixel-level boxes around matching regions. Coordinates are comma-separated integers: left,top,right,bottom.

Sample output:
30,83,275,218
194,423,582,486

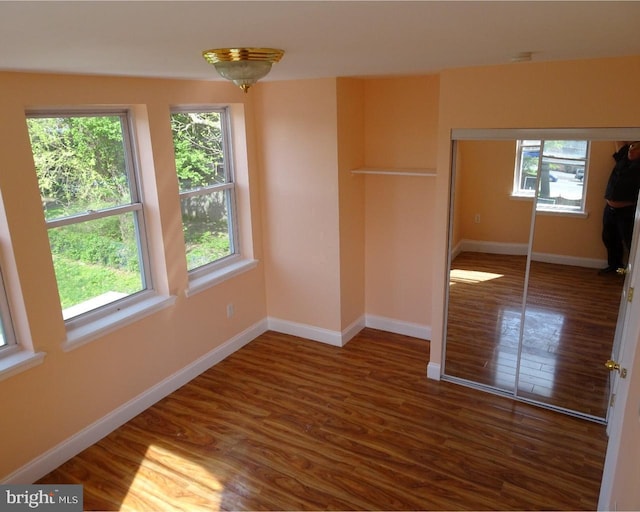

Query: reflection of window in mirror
512,140,590,214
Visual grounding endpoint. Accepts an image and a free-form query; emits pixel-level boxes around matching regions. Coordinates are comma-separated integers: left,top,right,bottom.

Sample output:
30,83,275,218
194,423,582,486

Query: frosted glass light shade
202,48,284,93
213,61,273,91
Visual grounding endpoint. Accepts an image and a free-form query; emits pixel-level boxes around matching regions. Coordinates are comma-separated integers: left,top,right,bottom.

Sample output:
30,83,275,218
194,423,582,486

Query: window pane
514,140,589,213
0,271,14,349
171,112,227,191
537,141,588,211
0,255,16,349
48,213,145,319
181,191,232,271
542,140,588,159
520,143,540,190
0,316,6,348
27,116,133,221
27,112,151,322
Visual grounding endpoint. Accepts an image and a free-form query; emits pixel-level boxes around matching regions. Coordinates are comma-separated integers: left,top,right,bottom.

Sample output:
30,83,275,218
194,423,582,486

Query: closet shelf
351,168,436,177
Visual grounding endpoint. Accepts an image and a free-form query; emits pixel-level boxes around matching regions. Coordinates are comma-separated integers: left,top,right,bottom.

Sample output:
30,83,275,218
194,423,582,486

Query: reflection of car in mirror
576,167,584,180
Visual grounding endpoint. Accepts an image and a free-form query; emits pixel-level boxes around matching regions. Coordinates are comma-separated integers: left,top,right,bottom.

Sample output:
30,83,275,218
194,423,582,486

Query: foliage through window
27,112,151,321
514,140,589,213
0,265,16,351
170,109,237,273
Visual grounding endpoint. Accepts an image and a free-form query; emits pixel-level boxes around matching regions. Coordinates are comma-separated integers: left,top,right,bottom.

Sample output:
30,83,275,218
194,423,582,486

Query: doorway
441,128,640,422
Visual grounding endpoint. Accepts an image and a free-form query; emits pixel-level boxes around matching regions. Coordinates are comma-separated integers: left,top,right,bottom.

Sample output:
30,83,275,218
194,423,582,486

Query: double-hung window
170,108,238,275
513,140,590,213
26,111,152,323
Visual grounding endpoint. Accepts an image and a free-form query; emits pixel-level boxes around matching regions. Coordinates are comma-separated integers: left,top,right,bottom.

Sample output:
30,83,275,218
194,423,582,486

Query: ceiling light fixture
202,47,285,93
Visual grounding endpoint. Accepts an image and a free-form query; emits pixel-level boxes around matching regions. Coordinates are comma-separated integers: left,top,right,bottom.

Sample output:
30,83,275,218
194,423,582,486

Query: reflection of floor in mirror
446,251,624,418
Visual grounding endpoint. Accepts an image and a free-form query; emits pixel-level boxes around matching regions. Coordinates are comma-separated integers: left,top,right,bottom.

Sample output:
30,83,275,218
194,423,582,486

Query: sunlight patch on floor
120,443,224,511
450,268,504,284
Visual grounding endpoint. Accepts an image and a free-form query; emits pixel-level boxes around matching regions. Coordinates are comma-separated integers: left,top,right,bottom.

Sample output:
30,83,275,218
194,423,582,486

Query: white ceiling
1,1,639,82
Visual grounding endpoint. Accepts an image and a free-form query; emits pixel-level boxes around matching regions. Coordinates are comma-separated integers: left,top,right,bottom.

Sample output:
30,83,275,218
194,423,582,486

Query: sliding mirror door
518,140,625,419
444,129,639,421
444,139,534,393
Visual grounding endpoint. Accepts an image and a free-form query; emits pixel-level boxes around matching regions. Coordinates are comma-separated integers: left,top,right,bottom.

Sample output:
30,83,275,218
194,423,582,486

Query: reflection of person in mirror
600,141,640,275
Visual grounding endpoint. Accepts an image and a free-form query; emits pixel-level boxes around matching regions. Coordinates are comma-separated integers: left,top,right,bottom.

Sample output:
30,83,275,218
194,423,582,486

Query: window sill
0,349,46,383
63,294,177,352
535,209,589,219
510,194,588,218
185,258,259,298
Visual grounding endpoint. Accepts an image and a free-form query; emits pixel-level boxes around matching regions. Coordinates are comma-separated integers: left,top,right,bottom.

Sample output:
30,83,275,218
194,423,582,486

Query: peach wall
456,140,532,246
254,79,342,331
363,76,439,327
0,72,267,480
364,77,438,169
336,78,366,330
532,140,614,258
432,56,640,372
455,140,615,262
365,175,435,324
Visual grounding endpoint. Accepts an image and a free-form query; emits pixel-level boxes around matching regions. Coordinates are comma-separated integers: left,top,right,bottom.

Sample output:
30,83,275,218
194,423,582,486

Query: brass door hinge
628,287,634,303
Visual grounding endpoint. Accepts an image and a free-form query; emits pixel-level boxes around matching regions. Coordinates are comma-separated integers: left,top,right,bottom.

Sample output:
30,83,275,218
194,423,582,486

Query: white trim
427,362,441,381
460,239,528,256
365,314,431,340
0,350,46,383
531,251,605,269
351,168,436,177
3,319,268,484
185,259,258,297
341,316,366,345
267,317,345,347
458,240,606,269
268,315,430,346
63,294,177,352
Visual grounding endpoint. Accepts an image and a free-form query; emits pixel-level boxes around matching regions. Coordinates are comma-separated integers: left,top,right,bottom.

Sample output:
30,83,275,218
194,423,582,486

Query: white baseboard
341,316,366,345
365,314,431,340
3,319,268,485
459,239,606,269
427,362,441,381
531,251,605,269
461,239,528,256
267,317,349,347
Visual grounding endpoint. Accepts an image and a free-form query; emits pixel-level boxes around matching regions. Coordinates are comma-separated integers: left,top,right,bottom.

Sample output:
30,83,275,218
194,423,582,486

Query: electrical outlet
474,213,481,223
226,303,234,318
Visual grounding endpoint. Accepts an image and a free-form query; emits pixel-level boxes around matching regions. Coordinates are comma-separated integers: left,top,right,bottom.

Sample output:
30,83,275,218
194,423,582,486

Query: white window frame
513,139,590,214
170,107,241,284
27,110,173,349
0,261,17,356
0,241,45,381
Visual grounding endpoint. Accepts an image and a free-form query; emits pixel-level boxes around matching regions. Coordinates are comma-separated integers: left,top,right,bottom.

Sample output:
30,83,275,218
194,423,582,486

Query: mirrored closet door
443,129,640,422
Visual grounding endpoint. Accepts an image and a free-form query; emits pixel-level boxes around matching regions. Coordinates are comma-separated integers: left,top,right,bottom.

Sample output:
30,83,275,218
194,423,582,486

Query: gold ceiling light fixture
202,47,285,93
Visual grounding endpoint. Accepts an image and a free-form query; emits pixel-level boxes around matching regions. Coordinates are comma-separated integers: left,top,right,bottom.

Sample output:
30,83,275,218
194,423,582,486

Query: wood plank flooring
38,329,607,511
446,252,624,418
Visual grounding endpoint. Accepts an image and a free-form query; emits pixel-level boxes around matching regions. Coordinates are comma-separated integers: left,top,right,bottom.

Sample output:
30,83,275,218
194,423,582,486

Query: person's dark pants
602,204,636,268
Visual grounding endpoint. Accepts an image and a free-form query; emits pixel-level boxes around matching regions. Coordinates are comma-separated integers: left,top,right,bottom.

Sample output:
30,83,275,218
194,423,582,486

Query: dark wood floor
446,251,624,418
38,329,608,511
